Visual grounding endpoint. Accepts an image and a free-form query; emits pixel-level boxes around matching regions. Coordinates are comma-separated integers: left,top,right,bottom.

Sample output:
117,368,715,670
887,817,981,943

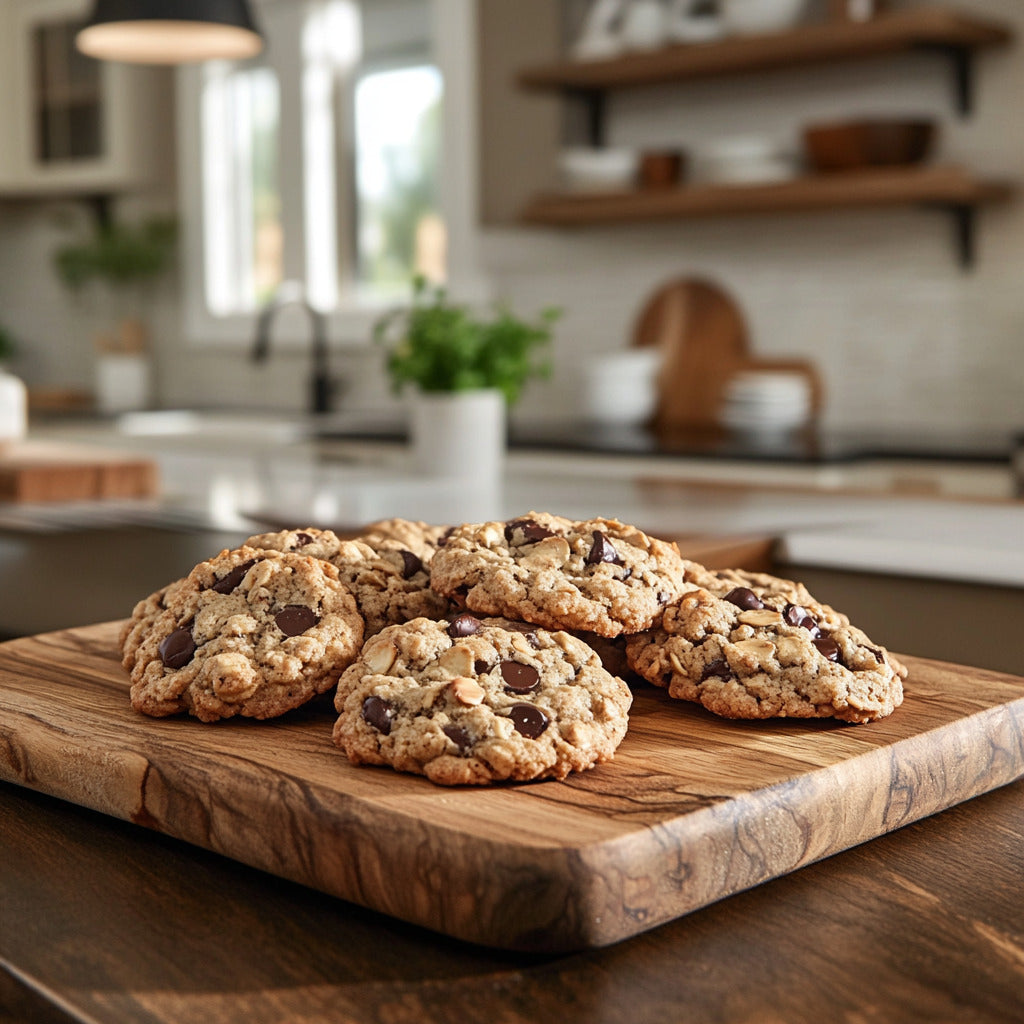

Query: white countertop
14,414,1024,589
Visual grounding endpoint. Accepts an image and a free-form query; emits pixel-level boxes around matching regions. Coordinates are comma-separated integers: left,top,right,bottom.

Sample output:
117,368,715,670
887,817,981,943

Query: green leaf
374,279,560,406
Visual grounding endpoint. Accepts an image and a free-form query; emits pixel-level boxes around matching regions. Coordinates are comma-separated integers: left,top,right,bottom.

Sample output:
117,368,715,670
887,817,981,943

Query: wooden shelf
518,8,1012,116
521,166,1015,267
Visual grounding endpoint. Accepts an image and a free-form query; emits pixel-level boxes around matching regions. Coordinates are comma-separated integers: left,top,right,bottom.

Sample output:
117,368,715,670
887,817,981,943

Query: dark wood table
3,773,1023,1024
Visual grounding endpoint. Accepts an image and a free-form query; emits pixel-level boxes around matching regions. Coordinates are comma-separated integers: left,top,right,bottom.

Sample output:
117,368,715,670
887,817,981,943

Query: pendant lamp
76,1,263,64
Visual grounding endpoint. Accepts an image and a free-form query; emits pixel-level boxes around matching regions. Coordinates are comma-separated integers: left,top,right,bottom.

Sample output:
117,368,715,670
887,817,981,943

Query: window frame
176,0,488,350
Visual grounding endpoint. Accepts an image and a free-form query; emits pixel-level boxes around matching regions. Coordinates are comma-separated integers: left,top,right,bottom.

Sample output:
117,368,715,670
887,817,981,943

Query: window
354,63,444,297
181,0,459,342
201,63,281,314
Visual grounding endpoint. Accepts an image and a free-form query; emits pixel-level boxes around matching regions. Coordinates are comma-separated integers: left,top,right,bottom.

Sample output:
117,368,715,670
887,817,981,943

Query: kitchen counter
5,411,1024,595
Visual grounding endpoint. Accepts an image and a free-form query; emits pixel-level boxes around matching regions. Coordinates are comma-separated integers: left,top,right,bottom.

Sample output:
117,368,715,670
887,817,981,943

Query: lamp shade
76,0,263,64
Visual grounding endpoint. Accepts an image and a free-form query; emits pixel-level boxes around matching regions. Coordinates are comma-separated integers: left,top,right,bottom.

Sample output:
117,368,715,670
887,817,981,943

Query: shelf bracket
950,203,976,270
916,44,974,116
568,88,607,148
921,202,977,270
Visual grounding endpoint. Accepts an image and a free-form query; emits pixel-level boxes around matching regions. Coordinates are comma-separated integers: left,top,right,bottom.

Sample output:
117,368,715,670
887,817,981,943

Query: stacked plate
720,371,813,434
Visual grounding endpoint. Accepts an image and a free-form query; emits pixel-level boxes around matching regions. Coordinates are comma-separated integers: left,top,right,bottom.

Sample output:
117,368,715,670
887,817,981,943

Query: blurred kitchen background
0,0,1023,669
0,0,1020,433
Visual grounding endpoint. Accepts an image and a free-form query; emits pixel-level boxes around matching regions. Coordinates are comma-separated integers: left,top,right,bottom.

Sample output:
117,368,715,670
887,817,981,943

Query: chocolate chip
508,703,548,738
814,637,841,662
724,587,764,611
865,646,884,663
448,613,481,638
784,603,820,636
783,603,806,626
502,620,540,648
438,526,456,546
158,627,195,669
442,723,470,751
504,518,556,544
701,658,731,681
398,550,422,579
586,530,624,566
210,559,256,594
500,660,540,693
293,532,314,547
275,605,319,636
362,695,394,735
474,659,492,675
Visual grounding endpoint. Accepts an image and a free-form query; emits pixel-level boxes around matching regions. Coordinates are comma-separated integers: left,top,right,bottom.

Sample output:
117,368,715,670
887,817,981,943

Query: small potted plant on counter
53,214,176,414
375,277,558,483
0,323,27,444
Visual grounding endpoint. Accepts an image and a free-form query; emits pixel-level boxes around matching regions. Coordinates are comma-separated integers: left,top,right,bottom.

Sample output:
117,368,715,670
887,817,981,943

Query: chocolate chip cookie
245,526,449,637
626,578,906,724
429,512,687,638
128,547,364,722
357,517,451,561
332,614,633,784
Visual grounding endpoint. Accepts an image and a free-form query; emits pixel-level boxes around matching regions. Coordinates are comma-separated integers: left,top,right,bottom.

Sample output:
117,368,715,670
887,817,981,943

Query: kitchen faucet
252,280,336,415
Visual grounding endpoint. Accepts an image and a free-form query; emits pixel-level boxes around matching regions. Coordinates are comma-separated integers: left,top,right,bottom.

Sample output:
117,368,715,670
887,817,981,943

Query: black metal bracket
915,43,975,116
921,202,978,270
568,88,607,148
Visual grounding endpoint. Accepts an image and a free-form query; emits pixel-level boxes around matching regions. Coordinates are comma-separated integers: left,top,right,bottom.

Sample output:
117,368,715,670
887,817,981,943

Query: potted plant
0,323,26,443
53,214,176,413
374,277,558,481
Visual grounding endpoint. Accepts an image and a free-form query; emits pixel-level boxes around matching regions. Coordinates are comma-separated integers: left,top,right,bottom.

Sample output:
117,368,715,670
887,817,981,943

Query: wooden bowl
803,120,936,172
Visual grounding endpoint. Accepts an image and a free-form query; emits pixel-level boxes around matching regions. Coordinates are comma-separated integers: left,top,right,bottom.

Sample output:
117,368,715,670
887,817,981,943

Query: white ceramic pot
95,353,151,414
409,388,506,484
0,368,27,442
721,0,808,35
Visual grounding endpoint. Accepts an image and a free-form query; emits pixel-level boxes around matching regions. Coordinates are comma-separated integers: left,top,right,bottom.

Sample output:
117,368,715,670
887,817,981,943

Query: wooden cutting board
0,440,158,502
631,278,825,432
1,622,1022,953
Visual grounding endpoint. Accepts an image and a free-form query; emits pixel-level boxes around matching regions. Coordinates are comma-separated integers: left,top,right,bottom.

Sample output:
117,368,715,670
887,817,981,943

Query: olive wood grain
1,622,1022,953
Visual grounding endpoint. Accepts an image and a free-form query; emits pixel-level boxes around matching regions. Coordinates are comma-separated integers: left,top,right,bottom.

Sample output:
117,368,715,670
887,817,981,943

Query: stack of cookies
119,511,907,786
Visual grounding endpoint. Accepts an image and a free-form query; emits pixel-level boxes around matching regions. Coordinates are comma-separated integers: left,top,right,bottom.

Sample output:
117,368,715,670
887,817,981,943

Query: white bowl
721,0,809,36
559,148,638,192
582,349,661,425
697,135,799,184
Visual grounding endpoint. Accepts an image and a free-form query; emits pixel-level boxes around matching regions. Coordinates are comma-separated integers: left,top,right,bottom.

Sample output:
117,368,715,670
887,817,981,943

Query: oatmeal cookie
429,512,688,638
128,547,364,722
357,517,451,562
245,526,449,636
626,579,906,723
332,613,633,784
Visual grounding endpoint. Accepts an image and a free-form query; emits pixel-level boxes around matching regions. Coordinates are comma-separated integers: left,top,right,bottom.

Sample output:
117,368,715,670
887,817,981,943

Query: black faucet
252,281,335,415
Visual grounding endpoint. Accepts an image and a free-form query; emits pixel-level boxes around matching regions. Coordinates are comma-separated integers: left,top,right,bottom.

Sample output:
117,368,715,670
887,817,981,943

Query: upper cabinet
0,0,174,195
